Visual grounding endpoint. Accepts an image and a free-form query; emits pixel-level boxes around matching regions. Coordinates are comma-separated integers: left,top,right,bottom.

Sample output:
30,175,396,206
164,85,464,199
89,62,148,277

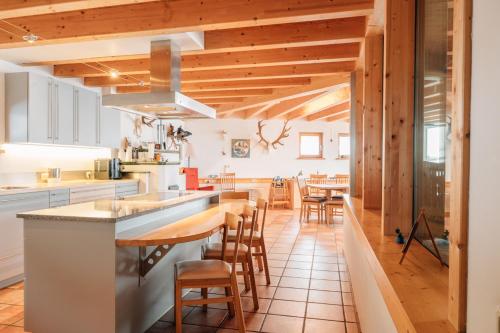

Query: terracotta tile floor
0,209,360,333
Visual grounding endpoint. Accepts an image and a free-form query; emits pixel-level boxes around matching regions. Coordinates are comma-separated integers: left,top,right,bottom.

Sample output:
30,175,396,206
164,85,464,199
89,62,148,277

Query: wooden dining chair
202,205,259,310
228,198,271,285
220,172,236,192
174,212,246,333
324,196,344,224
308,174,328,196
296,177,326,223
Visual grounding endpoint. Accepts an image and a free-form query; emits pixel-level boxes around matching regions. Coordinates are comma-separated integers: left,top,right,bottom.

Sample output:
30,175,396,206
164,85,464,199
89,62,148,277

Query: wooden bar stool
228,199,271,285
202,205,259,311
220,172,236,192
174,213,246,333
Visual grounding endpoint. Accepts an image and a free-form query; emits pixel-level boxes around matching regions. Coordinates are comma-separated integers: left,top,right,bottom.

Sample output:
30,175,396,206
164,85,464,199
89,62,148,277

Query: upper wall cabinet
5,72,121,148
98,103,121,149
73,86,98,147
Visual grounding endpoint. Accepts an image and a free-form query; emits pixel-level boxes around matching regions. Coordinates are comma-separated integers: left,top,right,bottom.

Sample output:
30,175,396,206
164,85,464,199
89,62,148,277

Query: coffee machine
94,158,122,180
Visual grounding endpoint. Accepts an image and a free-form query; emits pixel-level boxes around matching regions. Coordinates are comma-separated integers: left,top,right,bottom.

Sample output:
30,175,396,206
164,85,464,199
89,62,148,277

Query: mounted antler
256,120,270,150
141,116,155,128
271,120,291,149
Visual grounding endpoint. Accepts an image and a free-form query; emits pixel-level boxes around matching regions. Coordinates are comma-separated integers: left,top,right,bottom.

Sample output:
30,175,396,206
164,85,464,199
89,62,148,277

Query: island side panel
24,219,117,333
115,197,216,333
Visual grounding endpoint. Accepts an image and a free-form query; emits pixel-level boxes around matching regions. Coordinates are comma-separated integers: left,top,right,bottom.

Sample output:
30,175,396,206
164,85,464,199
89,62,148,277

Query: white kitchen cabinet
27,74,53,144
6,72,74,145
74,87,98,147
70,184,115,204
53,81,75,145
98,104,122,149
115,182,139,198
0,191,49,288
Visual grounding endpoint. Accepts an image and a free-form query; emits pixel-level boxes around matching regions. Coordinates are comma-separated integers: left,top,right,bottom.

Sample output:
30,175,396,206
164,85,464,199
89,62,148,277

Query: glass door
414,0,452,264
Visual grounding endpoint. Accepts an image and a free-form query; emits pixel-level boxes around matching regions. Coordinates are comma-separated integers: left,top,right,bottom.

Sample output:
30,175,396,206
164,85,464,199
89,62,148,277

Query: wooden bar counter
343,195,456,333
17,191,237,333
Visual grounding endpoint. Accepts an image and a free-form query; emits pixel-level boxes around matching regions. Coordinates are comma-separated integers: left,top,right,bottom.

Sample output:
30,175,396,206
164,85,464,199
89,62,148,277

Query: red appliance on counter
182,168,214,191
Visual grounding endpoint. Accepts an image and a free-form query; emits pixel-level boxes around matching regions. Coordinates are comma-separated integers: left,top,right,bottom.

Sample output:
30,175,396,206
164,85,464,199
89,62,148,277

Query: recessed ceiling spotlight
22,33,39,43
138,81,145,87
110,70,119,78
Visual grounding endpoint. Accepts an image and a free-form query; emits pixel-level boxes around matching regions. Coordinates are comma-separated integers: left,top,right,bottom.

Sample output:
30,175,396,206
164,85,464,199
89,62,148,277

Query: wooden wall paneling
448,0,471,330
350,70,364,197
382,0,415,235
362,34,383,210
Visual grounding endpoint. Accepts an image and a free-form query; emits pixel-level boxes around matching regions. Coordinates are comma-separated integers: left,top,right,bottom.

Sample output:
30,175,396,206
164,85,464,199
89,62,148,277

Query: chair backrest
295,177,308,201
221,212,244,275
220,172,236,192
256,198,268,234
308,174,327,195
334,174,349,184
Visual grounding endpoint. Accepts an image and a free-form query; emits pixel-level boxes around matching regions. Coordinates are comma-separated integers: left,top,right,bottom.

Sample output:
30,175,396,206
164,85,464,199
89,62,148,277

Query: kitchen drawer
115,182,138,197
70,185,115,204
50,200,70,208
50,189,69,203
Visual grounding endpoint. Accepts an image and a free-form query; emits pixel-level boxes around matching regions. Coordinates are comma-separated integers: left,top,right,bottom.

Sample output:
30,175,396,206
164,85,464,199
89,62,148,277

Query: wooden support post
362,34,383,209
448,0,471,331
349,70,364,197
382,0,415,235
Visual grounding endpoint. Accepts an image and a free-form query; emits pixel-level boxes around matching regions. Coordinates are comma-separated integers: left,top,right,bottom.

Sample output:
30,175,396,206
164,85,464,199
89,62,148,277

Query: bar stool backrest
256,199,268,234
221,212,244,275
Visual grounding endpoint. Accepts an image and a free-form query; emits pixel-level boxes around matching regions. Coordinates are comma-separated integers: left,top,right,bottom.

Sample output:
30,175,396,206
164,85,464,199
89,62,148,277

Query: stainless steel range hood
102,40,215,119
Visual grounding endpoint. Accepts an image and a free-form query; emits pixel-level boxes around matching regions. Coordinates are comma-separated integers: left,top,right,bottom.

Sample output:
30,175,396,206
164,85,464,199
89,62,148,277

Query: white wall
467,1,500,332
184,118,350,178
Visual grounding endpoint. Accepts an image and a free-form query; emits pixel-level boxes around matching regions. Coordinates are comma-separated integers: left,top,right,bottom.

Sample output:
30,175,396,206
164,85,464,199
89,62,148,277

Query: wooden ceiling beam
244,103,277,119
115,86,274,98
53,43,360,77
325,113,350,122
265,92,327,119
0,0,157,19
202,17,367,53
182,78,311,92
83,62,354,86
0,1,372,48
287,86,351,120
306,101,351,121
181,62,355,83
217,74,350,116
196,97,245,104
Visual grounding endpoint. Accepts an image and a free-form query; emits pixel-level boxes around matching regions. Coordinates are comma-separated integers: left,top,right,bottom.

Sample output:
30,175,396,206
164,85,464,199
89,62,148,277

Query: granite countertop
17,190,220,223
0,179,139,196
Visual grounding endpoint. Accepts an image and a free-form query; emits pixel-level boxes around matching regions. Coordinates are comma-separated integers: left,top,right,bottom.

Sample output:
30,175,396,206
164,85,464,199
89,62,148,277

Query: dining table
307,183,350,198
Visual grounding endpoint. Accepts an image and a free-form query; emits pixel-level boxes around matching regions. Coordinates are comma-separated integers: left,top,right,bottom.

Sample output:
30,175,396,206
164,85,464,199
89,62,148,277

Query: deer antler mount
256,120,291,150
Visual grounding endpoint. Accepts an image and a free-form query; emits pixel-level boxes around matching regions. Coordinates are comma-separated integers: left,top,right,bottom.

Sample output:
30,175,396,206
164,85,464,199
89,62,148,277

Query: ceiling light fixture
110,70,119,78
138,80,145,87
22,33,39,43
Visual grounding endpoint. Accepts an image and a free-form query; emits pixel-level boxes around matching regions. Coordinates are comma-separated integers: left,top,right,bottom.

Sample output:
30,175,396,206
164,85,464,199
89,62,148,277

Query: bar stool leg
225,287,235,317
256,248,264,272
260,240,271,285
231,274,246,333
201,288,208,312
246,252,259,310
175,280,182,333
241,260,251,291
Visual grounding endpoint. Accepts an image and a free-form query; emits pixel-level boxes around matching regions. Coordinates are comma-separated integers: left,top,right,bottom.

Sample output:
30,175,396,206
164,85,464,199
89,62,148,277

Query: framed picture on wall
231,139,250,158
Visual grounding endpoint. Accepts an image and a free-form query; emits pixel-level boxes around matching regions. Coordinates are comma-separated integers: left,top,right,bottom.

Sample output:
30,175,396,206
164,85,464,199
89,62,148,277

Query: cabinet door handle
47,81,52,140
55,83,59,141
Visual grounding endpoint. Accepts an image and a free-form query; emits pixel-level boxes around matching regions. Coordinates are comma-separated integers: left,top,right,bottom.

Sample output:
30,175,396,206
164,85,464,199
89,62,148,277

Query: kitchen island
17,190,232,333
